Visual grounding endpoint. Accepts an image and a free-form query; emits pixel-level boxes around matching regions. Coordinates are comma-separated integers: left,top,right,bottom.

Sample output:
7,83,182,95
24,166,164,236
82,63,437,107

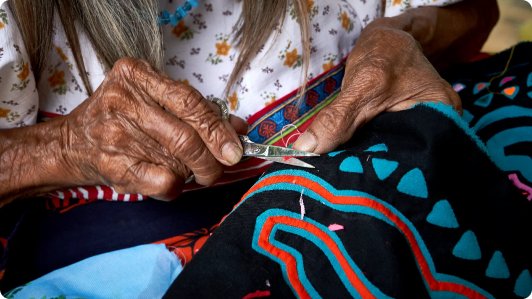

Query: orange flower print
0,108,11,118
48,69,65,88
228,91,238,111
265,96,276,107
0,22,4,30
341,12,350,31
178,79,190,85
17,63,30,81
172,20,187,38
284,48,299,68
392,0,402,5
323,61,335,72
55,46,68,61
216,41,232,56
306,0,315,13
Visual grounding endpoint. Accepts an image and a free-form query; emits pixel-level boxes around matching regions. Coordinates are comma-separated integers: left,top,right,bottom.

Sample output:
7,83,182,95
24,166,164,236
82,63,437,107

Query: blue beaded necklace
157,0,199,26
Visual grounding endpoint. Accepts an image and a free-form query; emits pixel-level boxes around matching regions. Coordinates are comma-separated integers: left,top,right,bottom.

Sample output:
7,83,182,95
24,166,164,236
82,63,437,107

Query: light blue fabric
3,244,182,299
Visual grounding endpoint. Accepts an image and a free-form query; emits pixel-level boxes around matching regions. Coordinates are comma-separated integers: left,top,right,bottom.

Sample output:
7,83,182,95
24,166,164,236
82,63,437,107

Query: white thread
299,189,305,220
168,246,187,267
280,124,303,148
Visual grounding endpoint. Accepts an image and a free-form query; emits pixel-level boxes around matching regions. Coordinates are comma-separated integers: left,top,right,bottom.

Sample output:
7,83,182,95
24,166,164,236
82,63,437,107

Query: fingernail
222,142,243,165
292,132,317,152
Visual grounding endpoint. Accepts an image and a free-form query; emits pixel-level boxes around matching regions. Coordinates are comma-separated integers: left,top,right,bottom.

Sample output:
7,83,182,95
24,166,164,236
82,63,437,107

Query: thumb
292,94,379,154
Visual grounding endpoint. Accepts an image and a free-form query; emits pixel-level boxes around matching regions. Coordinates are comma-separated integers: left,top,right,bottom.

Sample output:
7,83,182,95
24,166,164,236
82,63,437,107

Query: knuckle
181,88,204,112
150,171,181,200
168,126,200,157
199,168,223,186
317,106,350,136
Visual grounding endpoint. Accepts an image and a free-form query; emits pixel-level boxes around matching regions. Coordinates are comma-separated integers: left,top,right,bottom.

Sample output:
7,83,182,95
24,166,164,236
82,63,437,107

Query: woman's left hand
292,24,462,154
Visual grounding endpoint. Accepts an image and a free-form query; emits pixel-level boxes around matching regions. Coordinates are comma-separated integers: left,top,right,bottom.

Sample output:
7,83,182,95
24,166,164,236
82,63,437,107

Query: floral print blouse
0,0,460,129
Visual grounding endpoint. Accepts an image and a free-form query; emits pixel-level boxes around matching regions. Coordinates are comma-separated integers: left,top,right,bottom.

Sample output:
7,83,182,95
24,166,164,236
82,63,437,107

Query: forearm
368,0,499,70
0,117,77,207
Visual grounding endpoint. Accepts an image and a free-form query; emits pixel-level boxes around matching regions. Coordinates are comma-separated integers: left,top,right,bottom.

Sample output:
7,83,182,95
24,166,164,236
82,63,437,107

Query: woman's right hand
61,58,246,200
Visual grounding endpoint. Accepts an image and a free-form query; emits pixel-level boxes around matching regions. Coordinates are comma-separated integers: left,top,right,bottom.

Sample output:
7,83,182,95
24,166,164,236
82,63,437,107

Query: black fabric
0,178,255,293
163,105,531,298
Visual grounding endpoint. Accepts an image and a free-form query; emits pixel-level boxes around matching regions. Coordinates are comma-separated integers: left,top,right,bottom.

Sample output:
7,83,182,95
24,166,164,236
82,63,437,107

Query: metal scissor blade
238,135,319,158
265,144,320,157
259,156,316,169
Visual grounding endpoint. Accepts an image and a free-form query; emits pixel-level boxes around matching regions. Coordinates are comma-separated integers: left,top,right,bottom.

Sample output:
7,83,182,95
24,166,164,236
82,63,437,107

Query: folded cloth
2,244,182,299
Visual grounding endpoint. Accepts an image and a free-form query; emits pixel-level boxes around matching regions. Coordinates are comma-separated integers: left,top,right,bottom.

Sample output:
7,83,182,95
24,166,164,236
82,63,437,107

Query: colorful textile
164,102,532,298
2,244,182,299
443,42,532,201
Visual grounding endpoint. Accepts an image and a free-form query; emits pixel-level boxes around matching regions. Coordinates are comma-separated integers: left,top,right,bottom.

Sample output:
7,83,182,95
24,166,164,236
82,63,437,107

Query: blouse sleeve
384,0,463,18
0,2,38,129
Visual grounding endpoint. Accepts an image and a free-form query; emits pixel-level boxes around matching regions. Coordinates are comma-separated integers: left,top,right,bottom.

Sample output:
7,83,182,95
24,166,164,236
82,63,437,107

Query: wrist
365,9,437,47
0,117,83,201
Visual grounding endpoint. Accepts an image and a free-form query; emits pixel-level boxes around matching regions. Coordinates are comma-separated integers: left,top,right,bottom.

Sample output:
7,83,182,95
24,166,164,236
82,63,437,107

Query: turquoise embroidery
371,158,398,180
473,82,490,95
339,157,363,173
364,143,388,153
502,86,519,100
328,150,344,157
397,168,428,198
485,251,510,279
514,270,532,297
474,94,493,107
452,230,481,260
462,109,474,124
426,200,459,229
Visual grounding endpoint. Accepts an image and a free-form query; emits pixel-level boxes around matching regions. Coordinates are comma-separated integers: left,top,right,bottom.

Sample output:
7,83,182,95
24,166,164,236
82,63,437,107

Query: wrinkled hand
61,58,248,200
293,25,462,154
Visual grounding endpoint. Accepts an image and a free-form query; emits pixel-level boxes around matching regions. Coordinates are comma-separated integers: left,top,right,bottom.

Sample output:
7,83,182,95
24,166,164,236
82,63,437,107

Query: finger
229,114,249,135
114,162,184,201
118,58,243,166
205,99,249,134
292,89,381,154
137,102,225,186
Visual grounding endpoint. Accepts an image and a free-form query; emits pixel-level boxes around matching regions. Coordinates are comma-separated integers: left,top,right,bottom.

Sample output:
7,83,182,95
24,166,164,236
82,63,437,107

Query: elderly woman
1,0,531,298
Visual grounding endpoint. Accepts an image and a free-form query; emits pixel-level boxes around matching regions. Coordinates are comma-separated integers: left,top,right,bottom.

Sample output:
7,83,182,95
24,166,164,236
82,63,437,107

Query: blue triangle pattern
462,109,474,124
364,143,388,153
328,150,344,157
473,82,490,95
528,91,532,100
339,157,363,173
452,230,481,260
499,76,516,87
527,72,532,87
426,200,459,228
372,158,399,180
397,168,428,198
514,270,532,297
486,251,510,279
502,86,519,100
474,93,493,108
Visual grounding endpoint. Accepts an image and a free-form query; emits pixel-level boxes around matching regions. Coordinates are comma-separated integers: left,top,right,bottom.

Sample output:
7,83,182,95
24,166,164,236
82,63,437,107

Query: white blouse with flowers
0,0,460,129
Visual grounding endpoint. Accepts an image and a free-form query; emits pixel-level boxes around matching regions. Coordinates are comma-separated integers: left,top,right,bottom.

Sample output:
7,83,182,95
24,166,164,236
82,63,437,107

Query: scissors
212,97,319,168
238,135,318,168
208,97,318,168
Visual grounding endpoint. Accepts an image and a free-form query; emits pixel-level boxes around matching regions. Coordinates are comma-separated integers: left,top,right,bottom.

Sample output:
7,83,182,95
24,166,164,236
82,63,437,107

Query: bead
188,0,199,7
183,2,192,11
162,10,170,19
176,13,183,21
169,14,178,26
176,6,187,18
